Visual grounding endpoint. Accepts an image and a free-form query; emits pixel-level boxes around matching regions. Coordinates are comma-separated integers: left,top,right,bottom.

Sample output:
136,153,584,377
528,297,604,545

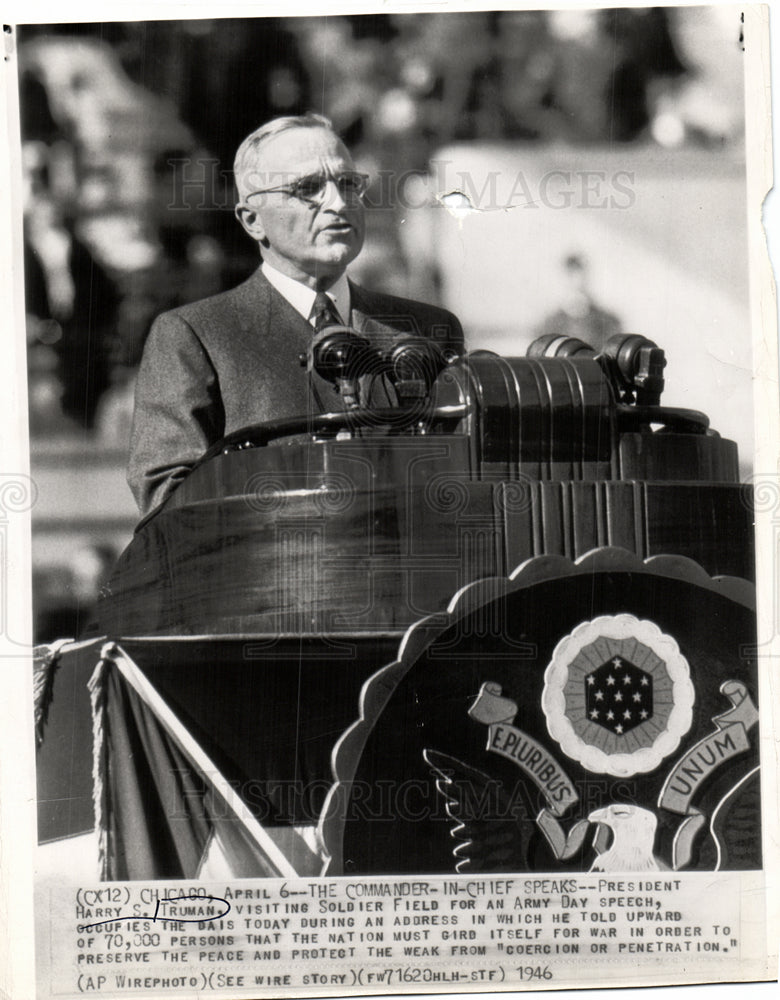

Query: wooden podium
38,340,757,878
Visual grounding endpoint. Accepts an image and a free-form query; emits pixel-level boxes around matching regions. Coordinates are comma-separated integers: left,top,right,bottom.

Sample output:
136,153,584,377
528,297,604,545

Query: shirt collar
261,261,351,325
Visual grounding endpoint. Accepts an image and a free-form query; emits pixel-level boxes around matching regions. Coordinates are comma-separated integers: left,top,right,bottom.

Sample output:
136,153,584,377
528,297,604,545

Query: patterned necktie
311,291,343,331
307,292,345,413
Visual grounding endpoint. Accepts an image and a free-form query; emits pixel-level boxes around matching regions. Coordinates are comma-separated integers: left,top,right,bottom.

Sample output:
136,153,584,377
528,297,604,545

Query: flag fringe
88,643,115,881
32,639,74,749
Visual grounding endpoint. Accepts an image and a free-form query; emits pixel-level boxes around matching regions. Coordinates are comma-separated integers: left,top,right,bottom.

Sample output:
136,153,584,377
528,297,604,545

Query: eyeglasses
245,171,370,206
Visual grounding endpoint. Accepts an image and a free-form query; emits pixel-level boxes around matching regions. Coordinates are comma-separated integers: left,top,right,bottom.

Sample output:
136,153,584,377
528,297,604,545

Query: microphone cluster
302,326,451,410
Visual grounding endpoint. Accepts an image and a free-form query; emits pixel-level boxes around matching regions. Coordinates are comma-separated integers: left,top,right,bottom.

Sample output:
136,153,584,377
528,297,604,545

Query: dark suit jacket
128,267,464,514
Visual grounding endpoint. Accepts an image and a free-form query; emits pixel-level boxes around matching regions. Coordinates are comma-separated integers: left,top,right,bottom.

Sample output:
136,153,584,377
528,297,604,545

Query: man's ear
235,203,267,244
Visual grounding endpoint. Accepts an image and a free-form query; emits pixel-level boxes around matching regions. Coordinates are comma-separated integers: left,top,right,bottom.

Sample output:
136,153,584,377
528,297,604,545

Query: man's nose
320,177,349,212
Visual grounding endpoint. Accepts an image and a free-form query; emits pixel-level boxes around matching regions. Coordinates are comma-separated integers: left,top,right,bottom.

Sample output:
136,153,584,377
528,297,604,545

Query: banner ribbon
658,679,758,869
469,681,582,857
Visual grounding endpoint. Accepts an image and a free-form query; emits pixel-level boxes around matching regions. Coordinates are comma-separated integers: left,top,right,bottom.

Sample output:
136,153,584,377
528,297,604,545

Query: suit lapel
348,281,401,409
232,267,344,414
349,281,405,343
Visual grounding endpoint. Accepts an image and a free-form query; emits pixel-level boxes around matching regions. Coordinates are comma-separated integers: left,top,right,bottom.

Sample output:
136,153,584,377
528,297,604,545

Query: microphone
306,326,377,409
386,337,448,405
602,334,666,406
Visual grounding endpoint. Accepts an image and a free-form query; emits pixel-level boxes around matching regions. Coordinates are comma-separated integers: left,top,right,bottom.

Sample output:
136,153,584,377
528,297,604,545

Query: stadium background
17,8,750,641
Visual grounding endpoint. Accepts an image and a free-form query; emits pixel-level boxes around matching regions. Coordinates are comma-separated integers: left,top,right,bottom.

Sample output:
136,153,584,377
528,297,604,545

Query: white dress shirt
261,261,351,326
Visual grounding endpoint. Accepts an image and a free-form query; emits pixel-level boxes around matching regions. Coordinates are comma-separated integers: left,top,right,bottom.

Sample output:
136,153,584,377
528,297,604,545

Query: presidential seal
542,614,695,777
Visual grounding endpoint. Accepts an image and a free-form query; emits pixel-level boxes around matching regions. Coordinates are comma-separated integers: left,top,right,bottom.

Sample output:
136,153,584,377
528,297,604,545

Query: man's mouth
321,221,353,233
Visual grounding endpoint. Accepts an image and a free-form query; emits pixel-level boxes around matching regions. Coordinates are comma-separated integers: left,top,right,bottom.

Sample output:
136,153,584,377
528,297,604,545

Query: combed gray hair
233,113,336,202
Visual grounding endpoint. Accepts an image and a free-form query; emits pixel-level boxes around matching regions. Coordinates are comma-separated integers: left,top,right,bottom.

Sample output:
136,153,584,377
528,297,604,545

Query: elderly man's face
236,127,366,288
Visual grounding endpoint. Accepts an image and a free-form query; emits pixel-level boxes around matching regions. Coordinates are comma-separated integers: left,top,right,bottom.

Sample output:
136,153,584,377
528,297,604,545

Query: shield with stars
543,614,695,777
322,549,759,875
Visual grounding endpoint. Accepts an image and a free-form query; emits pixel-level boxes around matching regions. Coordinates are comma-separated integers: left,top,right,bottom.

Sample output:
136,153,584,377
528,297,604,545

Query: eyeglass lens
295,173,367,201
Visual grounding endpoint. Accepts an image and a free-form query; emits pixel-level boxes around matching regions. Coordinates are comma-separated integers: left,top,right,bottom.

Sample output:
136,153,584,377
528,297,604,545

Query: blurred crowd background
18,8,748,641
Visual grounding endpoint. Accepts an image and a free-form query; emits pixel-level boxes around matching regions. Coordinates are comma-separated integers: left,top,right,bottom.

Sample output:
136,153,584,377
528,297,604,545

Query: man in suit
128,113,464,515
